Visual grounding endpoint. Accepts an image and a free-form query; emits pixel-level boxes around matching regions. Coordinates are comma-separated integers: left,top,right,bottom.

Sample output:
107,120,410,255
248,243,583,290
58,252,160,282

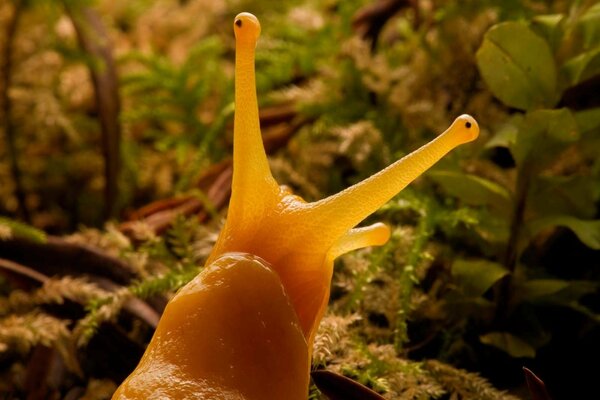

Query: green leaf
516,279,598,322
576,3,600,51
0,217,47,244
527,215,600,249
531,14,565,50
575,107,600,134
476,21,557,110
529,175,599,219
472,210,511,245
479,332,536,358
428,171,511,216
513,108,579,167
452,259,509,297
485,114,522,149
518,279,570,301
561,47,600,87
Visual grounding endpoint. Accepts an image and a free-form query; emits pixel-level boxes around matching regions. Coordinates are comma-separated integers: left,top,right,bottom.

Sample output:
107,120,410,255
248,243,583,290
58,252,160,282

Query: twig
352,0,414,48
495,166,531,323
24,346,64,400
395,199,434,353
0,254,160,328
0,236,136,284
523,367,552,400
0,258,48,285
95,278,160,328
1,0,29,221
311,370,387,400
64,4,121,220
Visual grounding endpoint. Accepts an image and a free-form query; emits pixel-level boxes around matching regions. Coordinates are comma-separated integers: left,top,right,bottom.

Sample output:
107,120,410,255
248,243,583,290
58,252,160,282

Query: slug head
207,13,480,347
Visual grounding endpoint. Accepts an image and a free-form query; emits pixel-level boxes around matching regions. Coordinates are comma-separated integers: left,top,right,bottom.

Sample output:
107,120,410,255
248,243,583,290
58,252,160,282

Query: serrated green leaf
476,21,557,110
480,332,536,358
527,215,600,250
428,171,511,216
452,259,509,297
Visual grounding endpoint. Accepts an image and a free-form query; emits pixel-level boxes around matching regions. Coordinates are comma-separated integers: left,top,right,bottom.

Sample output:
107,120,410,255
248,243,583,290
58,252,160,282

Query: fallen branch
0,236,136,285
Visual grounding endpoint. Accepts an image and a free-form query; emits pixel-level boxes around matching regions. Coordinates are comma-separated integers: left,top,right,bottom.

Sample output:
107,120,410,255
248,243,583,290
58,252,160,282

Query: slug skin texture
113,12,479,400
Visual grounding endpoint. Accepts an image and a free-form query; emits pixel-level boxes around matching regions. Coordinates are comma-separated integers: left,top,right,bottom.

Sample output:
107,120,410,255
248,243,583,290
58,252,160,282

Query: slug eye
454,114,479,143
233,13,261,39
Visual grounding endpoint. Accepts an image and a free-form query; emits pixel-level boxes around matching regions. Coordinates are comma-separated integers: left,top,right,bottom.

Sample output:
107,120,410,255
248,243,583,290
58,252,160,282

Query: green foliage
121,37,231,191
452,260,509,298
0,217,46,243
76,216,208,343
477,21,558,110
479,332,536,358
1,0,599,398
433,1,600,364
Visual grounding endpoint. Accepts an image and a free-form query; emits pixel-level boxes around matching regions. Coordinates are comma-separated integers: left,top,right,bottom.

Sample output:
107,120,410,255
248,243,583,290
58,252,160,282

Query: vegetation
1,0,599,398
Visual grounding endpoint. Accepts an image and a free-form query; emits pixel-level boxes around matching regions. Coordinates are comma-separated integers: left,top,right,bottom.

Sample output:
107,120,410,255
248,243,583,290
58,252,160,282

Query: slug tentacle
229,12,279,227
308,115,479,239
329,223,391,260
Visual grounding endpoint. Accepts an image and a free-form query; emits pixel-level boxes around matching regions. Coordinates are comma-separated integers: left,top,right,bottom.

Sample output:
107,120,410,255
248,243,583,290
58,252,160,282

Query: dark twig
1,0,29,221
311,370,387,400
495,166,531,323
0,251,160,328
352,0,414,48
95,278,160,328
523,367,552,400
64,4,122,220
24,346,65,400
0,236,136,285
0,258,49,286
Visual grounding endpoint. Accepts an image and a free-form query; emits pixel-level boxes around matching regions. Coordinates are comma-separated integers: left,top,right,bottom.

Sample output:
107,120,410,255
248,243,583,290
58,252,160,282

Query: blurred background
0,0,599,399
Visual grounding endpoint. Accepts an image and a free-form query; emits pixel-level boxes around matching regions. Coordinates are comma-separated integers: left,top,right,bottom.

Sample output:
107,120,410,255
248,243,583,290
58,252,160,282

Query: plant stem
395,201,434,353
495,167,531,323
65,4,122,220
1,0,29,222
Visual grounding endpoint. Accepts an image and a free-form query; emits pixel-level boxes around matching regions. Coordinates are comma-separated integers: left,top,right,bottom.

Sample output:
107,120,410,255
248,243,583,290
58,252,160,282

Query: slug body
113,12,479,400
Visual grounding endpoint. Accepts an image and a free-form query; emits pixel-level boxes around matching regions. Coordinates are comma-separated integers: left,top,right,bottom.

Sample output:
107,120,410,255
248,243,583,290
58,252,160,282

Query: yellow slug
113,12,479,400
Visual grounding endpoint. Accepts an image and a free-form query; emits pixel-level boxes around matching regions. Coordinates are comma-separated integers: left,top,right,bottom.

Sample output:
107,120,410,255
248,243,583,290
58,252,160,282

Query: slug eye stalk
308,114,479,238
